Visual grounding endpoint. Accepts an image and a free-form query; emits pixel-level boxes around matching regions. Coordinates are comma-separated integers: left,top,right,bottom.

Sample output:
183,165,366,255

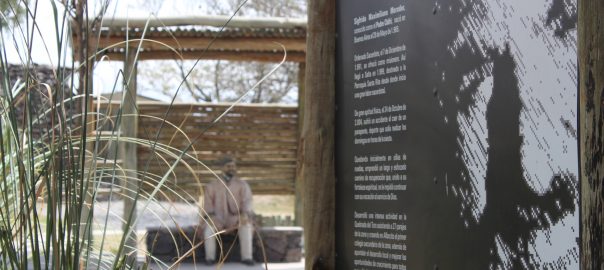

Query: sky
4,0,70,67
3,0,236,64
2,0,253,101
3,1,150,99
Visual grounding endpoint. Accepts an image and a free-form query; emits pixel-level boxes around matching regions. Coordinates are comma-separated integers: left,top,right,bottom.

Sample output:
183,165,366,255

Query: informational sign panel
335,0,578,269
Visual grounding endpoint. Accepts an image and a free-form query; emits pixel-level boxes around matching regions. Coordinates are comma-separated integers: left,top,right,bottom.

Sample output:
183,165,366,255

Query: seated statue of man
201,156,254,266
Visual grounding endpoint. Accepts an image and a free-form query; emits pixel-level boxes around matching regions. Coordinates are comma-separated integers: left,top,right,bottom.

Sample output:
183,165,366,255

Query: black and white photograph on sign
335,0,578,269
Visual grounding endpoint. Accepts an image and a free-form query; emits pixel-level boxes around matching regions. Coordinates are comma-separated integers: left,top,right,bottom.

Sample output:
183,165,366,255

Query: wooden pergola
72,15,308,260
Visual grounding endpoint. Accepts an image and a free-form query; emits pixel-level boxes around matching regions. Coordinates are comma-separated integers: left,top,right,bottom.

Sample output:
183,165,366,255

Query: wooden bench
146,226,303,263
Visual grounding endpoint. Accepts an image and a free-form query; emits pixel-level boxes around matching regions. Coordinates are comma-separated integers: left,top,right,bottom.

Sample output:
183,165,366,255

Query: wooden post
120,46,138,266
580,0,604,268
301,0,335,268
295,62,306,227
74,1,97,268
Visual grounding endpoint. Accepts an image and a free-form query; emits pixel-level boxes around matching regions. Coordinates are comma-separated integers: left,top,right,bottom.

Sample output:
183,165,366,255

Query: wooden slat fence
94,101,298,198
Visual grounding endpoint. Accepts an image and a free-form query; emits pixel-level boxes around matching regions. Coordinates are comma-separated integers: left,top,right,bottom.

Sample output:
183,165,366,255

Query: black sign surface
335,0,578,269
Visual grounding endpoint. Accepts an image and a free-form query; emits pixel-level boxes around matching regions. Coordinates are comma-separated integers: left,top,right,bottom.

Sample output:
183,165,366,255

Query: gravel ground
146,260,304,270
31,200,304,269
90,200,305,269
92,199,201,231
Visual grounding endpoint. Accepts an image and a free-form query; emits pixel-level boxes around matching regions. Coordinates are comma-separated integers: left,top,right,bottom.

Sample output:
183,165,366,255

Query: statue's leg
238,223,254,261
203,226,217,262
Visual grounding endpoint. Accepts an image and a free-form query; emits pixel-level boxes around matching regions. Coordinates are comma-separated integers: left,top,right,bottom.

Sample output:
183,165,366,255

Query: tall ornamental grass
0,0,284,269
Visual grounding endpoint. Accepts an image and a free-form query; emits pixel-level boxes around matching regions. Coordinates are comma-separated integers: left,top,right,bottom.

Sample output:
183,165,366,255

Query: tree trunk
579,0,604,268
301,0,336,269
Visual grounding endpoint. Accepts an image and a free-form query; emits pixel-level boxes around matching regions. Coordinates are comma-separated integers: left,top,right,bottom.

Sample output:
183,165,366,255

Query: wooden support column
580,0,604,268
295,62,305,227
120,47,138,266
74,1,98,268
301,0,335,268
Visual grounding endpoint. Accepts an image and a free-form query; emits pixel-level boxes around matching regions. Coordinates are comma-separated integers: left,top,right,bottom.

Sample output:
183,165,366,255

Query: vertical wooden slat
97,102,300,195
295,62,306,226
580,0,604,268
302,0,336,268
120,47,138,266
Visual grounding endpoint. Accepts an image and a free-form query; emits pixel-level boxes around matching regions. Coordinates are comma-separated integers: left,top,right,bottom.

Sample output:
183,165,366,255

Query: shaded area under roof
72,15,307,62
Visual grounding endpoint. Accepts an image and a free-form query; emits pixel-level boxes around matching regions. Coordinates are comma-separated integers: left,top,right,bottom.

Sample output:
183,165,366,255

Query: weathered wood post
295,62,305,226
73,1,97,268
302,0,336,268
120,46,139,266
580,0,604,268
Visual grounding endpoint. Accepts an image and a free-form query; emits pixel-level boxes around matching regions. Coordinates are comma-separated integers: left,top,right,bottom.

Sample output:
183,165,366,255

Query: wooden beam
97,15,307,29
580,0,604,268
302,0,336,268
95,36,306,53
98,100,298,108
101,50,305,62
295,62,305,226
